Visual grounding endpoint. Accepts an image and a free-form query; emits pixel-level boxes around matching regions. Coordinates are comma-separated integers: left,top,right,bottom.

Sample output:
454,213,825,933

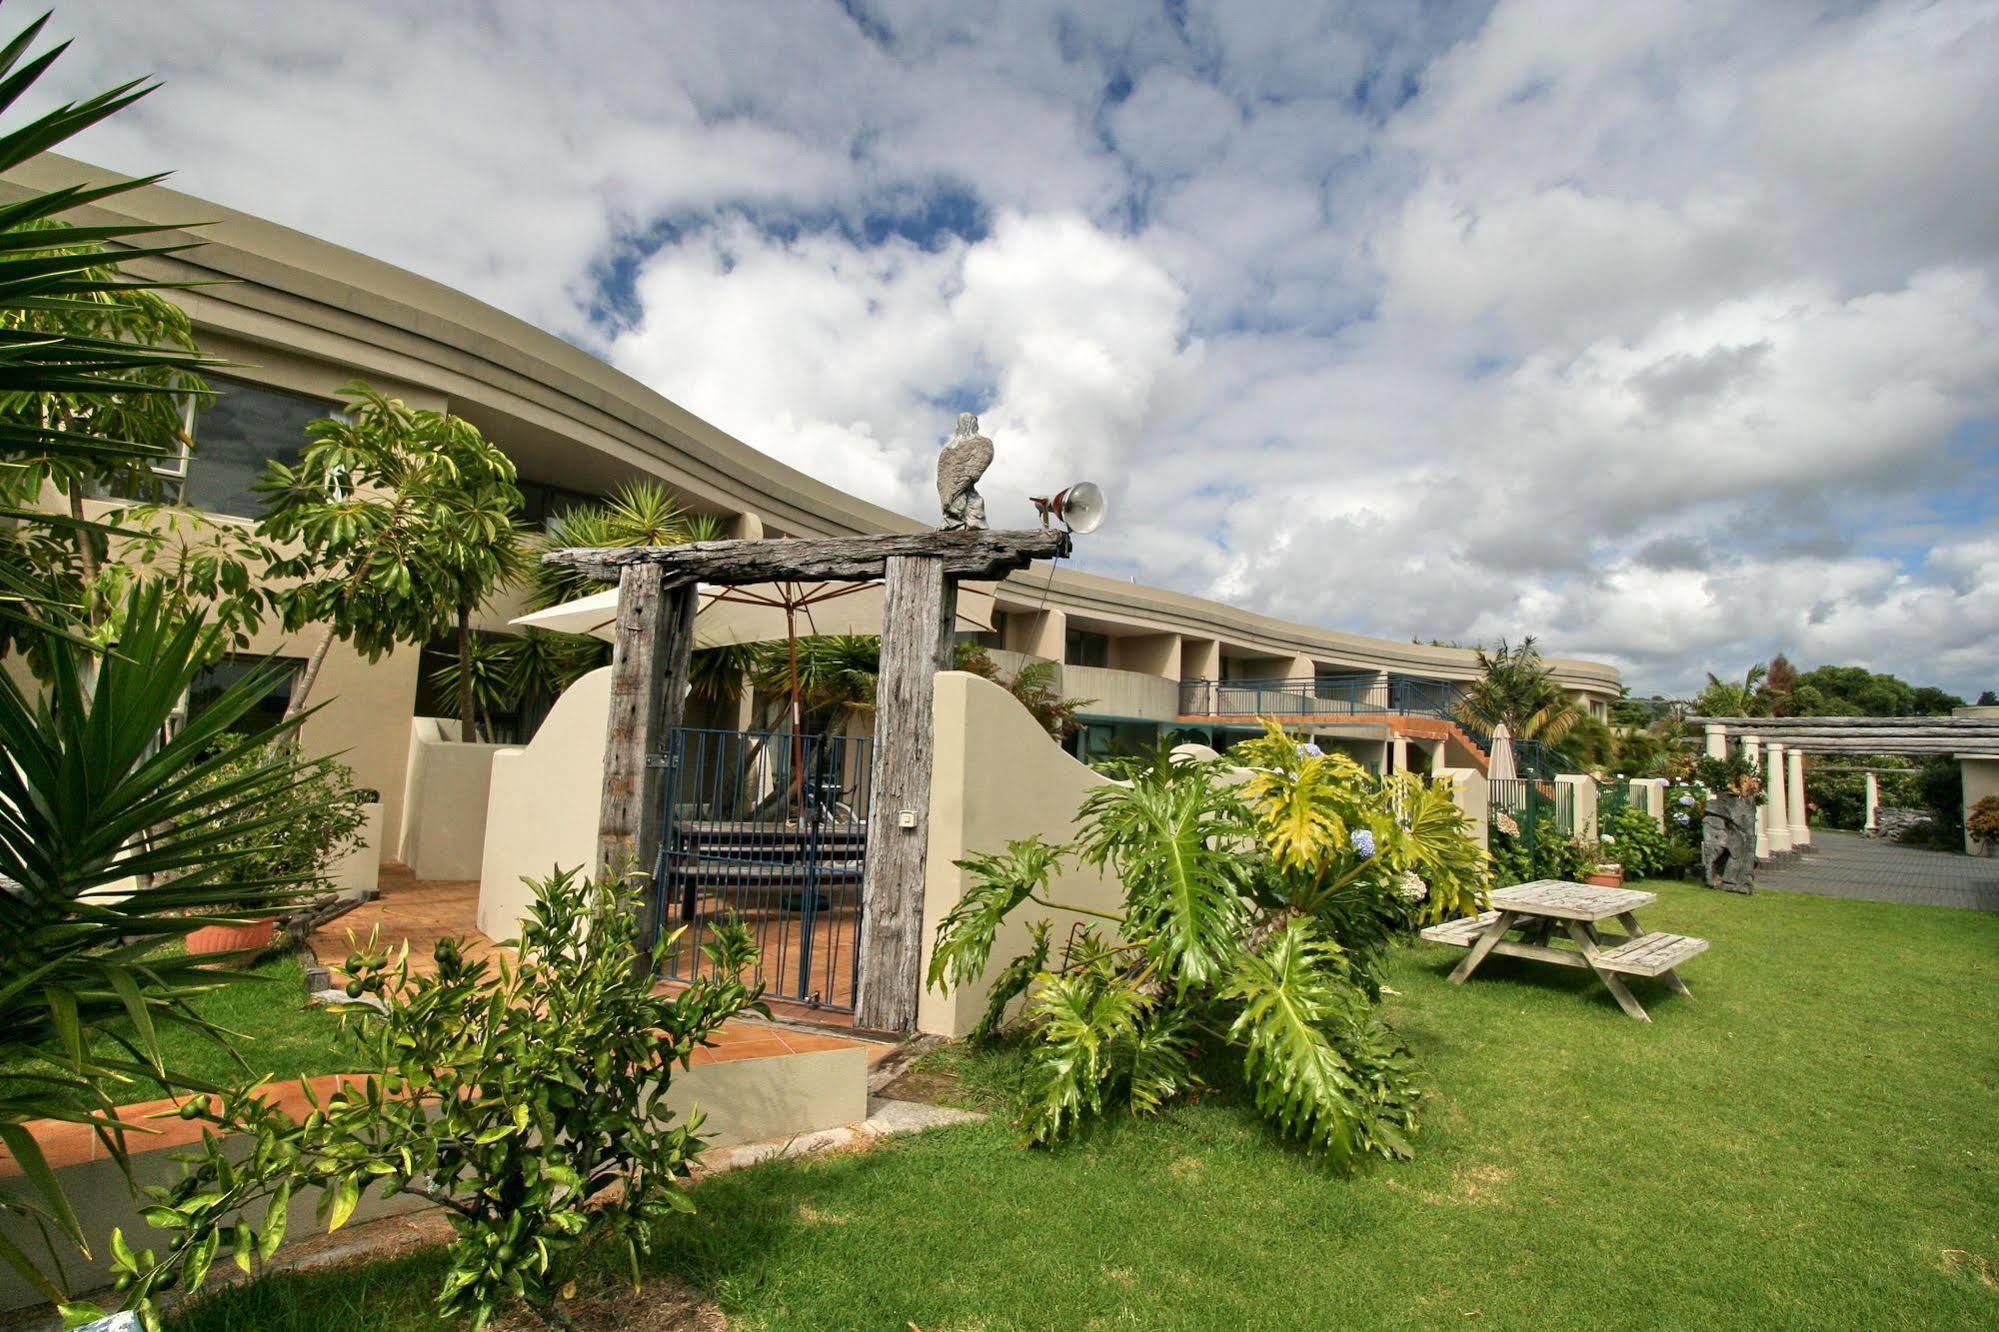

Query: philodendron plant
94,869,764,1331
928,723,1487,1168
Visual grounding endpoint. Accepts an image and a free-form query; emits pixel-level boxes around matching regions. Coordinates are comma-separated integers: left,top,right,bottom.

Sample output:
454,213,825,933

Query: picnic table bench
1419,880,1708,1021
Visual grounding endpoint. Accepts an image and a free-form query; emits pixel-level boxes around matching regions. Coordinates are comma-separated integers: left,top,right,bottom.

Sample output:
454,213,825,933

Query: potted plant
181,746,372,955
1969,795,1999,859
1586,860,1624,888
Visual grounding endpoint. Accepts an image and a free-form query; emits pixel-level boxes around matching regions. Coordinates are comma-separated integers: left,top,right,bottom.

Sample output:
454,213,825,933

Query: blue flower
1678,795,1696,807
1350,828,1376,861
1673,812,1692,826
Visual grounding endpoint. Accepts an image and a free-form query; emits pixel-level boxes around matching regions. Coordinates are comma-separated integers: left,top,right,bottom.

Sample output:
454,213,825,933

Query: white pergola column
1863,772,1879,833
1786,748,1810,849
1389,734,1409,774
1704,723,1728,759
1741,736,1767,858
1765,742,1792,855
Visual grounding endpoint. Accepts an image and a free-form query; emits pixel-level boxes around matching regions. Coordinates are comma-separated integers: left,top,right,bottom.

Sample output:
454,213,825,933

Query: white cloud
28,0,1999,697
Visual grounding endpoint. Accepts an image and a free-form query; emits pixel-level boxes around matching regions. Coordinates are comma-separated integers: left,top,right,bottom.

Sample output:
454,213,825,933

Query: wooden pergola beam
1689,715,1999,732
545,528,1069,585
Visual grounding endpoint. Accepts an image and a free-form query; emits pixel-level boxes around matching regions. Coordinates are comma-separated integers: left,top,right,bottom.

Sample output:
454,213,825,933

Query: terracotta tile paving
6,868,892,1179
309,867,500,981
0,1012,876,1177
660,896,860,1014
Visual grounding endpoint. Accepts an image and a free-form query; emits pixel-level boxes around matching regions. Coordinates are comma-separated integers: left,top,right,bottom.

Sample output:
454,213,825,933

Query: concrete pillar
1389,734,1409,774
1742,736,1768,859
1436,767,1489,850
1556,773,1599,842
1704,723,1728,759
1786,748,1810,850
1632,778,1667,828
1765,742,1792,855
1863,772,1879,833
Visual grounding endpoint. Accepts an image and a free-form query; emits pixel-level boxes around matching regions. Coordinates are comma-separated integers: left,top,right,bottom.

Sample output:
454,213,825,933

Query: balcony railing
1174,674,1570,779
1176,674,1455,720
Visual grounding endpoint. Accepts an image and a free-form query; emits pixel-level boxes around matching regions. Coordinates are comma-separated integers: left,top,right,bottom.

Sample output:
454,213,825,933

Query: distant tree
257,383,522,734
1910,685,1967,716
1763,653,1798,715
1979,690,1998,707
1789,664,1961,717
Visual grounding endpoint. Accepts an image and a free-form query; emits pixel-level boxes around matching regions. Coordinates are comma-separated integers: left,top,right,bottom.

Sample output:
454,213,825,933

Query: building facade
5,154,1622,863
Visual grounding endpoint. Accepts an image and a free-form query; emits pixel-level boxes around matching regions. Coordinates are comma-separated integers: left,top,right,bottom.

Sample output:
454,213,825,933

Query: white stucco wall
917,671,1128,1038
478,668,611,940
397,719,505,882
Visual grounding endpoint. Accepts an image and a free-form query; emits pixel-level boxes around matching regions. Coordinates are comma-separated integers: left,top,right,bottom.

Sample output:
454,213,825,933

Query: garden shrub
1488,814,1593,887
101,868,765,1330
1968,796,1999,851
180,744,372,907
929,726,1487,1168
1598,804,1669,879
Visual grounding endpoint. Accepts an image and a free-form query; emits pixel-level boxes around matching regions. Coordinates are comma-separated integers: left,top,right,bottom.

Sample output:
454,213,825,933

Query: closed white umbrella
1486,722,1518,782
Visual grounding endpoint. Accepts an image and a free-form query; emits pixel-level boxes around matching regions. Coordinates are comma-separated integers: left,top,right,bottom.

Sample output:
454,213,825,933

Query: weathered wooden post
596,563,698,959
548,526,1066,1020
855,554,958,1032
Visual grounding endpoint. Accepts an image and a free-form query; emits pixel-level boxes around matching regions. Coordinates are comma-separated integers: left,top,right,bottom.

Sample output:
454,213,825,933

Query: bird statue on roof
936,411,993,531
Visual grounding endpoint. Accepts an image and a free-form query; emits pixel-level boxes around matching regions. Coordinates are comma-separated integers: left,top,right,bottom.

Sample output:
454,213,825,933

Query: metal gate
652,726,873,1012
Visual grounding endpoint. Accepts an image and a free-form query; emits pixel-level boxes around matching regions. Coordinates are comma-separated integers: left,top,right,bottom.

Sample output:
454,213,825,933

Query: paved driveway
1758,829,1999,911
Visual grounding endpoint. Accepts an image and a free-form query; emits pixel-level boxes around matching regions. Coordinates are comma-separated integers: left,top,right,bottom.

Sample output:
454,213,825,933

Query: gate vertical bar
856,555,956,1032
597,567,697,966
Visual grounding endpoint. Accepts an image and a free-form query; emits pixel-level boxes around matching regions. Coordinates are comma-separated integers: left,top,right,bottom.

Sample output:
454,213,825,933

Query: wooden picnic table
1419,879,1708,1021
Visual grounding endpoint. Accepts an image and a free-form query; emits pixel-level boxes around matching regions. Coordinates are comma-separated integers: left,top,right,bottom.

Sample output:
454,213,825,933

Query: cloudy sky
34,0,1999,697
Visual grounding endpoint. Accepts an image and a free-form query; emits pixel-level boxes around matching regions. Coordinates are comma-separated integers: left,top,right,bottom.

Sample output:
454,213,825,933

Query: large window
186,654,303,735
518,479,599,529
1065,629,1109,669
185,377,327,517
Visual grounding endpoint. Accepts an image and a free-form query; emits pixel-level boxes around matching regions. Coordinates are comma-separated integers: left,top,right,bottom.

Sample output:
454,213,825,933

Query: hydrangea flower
1601,833,1615,844
1297,742,1324,758
1398,871,1427,902
1350,828,1376,860
1674,811,1692,826
1678,794,1696,807
1495,812,1520,837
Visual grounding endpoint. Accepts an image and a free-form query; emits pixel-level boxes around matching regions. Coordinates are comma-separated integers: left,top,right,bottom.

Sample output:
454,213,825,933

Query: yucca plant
0,584,326,1313
928,722,1487,1167
0,5,216,637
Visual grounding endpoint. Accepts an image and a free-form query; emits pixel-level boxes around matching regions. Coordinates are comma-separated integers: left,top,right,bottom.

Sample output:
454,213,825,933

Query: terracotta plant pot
185,916,278,956
1585,866,1624,889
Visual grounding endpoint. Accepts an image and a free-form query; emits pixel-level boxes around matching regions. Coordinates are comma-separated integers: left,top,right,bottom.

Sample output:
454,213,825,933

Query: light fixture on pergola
543,527,1068,1033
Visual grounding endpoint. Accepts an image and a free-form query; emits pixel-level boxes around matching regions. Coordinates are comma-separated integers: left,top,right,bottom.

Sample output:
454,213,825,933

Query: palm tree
1695,663,1769,717
1454,637,1583,742
529,480,720,611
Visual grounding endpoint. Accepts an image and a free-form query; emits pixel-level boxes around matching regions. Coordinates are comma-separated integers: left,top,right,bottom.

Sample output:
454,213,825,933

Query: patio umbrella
512,579,998,732
511,580,997,647
1486,722,1518,782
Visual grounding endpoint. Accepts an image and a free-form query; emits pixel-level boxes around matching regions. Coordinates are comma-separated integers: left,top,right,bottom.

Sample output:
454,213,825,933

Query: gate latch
645,754,678,769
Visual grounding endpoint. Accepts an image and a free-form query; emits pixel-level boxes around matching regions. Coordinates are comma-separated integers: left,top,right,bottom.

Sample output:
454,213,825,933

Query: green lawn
170,882,1999,1330
8,950,354,1107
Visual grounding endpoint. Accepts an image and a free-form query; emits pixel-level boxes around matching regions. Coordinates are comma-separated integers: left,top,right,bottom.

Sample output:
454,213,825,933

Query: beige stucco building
3,153,1623,871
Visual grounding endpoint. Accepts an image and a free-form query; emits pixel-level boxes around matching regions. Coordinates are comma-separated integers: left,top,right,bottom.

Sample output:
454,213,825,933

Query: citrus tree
928,723,1485,1167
